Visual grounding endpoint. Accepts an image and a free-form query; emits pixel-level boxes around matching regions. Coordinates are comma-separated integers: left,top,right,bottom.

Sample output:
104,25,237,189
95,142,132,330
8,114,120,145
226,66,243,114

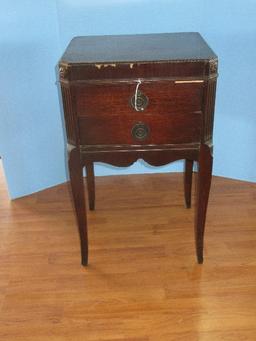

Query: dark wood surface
68,146,88,266
59,32,218,80
59,33,218,266
60,32,217,64
184,159,194,208
76,81,203,144
75,81,203,117
78,113,202,145
61,62,212,81
195,144,213,264
85,163,95,211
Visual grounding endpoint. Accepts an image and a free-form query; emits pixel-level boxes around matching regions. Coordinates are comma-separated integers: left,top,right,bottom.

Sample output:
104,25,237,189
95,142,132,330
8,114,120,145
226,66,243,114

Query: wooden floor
0,161,256,341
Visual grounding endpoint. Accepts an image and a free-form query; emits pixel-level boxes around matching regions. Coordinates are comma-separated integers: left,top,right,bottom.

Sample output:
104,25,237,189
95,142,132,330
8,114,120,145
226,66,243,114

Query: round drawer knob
130,90,149,111
131,122,150,141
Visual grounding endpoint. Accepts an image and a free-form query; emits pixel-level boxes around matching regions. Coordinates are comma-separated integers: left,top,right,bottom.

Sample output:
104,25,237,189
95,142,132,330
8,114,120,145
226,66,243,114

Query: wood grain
78,113,202,145
184,159,193,208
75,81,203,117
59,32,217,81
0,160,256,340
68,146,88,266
59,33,218,266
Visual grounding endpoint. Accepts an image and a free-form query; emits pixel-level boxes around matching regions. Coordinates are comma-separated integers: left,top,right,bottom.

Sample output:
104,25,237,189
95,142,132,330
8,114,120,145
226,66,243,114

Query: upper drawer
75,80,204,117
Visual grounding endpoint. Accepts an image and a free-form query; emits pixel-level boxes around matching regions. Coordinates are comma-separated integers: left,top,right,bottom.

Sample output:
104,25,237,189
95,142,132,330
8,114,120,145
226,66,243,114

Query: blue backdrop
0,0,255,199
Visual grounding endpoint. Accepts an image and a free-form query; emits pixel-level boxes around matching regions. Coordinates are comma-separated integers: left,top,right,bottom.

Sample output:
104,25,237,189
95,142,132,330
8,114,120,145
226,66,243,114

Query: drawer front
76,81,203,116
75,80,203,145
78,112,201,145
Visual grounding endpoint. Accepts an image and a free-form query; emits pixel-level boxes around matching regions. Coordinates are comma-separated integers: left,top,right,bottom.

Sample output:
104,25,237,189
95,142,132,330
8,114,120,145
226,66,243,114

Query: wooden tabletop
60,32,217,64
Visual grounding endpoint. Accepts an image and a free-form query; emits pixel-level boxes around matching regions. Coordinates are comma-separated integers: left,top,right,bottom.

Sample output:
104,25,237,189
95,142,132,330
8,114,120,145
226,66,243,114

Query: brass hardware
130,90,149,111
209,59,218,74
59,66,68,79
131,122,150,141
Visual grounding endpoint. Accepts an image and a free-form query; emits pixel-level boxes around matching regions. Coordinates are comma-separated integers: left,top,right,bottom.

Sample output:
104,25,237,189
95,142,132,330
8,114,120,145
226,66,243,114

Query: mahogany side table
58,33,218,266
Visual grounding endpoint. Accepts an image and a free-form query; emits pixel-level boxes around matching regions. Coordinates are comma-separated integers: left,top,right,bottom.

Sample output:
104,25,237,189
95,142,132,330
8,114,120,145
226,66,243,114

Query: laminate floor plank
0,160,256,340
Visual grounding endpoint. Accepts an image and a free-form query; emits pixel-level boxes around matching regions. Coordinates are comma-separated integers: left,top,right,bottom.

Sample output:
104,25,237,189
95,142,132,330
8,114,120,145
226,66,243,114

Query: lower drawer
78,112,202,145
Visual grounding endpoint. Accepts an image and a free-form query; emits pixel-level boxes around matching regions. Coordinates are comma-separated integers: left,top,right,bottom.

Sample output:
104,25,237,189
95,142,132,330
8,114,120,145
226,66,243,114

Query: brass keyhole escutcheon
131,122,150,141
130,90,149,111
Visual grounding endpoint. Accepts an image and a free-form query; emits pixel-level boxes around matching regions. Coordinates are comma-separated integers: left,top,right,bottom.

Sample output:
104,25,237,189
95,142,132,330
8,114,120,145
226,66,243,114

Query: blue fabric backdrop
0,0,255,198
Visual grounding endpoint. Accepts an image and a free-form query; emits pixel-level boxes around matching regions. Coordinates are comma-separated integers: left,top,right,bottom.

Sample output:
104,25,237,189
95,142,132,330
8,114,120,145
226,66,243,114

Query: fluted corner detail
203,79,217,142
61,85,77,144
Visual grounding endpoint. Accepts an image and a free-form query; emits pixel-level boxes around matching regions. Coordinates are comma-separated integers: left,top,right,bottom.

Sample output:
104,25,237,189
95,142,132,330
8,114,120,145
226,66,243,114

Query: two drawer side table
58,33,218,266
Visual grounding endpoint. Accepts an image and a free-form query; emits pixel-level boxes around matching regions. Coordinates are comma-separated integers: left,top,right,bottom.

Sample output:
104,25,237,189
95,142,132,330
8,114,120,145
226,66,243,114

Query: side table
58,32,218,266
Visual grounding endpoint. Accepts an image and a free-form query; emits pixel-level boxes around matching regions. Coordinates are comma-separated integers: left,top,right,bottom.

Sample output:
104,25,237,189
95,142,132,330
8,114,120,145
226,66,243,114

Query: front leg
68,145,88,266
184,159,193,208
195,144,213,264
85,162,95,211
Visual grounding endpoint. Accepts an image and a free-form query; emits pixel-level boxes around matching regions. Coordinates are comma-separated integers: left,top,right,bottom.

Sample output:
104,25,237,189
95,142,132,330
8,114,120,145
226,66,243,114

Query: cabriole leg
195,144,213,264
184,159,193,208
68,146,88,266
85,163,95,211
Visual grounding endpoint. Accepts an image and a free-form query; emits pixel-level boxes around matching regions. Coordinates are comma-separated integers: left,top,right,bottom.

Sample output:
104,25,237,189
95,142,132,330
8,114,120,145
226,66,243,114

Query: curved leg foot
195,144,213,264
86,163,95,211
184,159,193,208
68,145,88,266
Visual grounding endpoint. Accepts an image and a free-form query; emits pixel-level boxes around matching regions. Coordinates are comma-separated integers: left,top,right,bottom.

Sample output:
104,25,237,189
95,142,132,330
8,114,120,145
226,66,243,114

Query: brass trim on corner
59,65,69,79
209,58,218,74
